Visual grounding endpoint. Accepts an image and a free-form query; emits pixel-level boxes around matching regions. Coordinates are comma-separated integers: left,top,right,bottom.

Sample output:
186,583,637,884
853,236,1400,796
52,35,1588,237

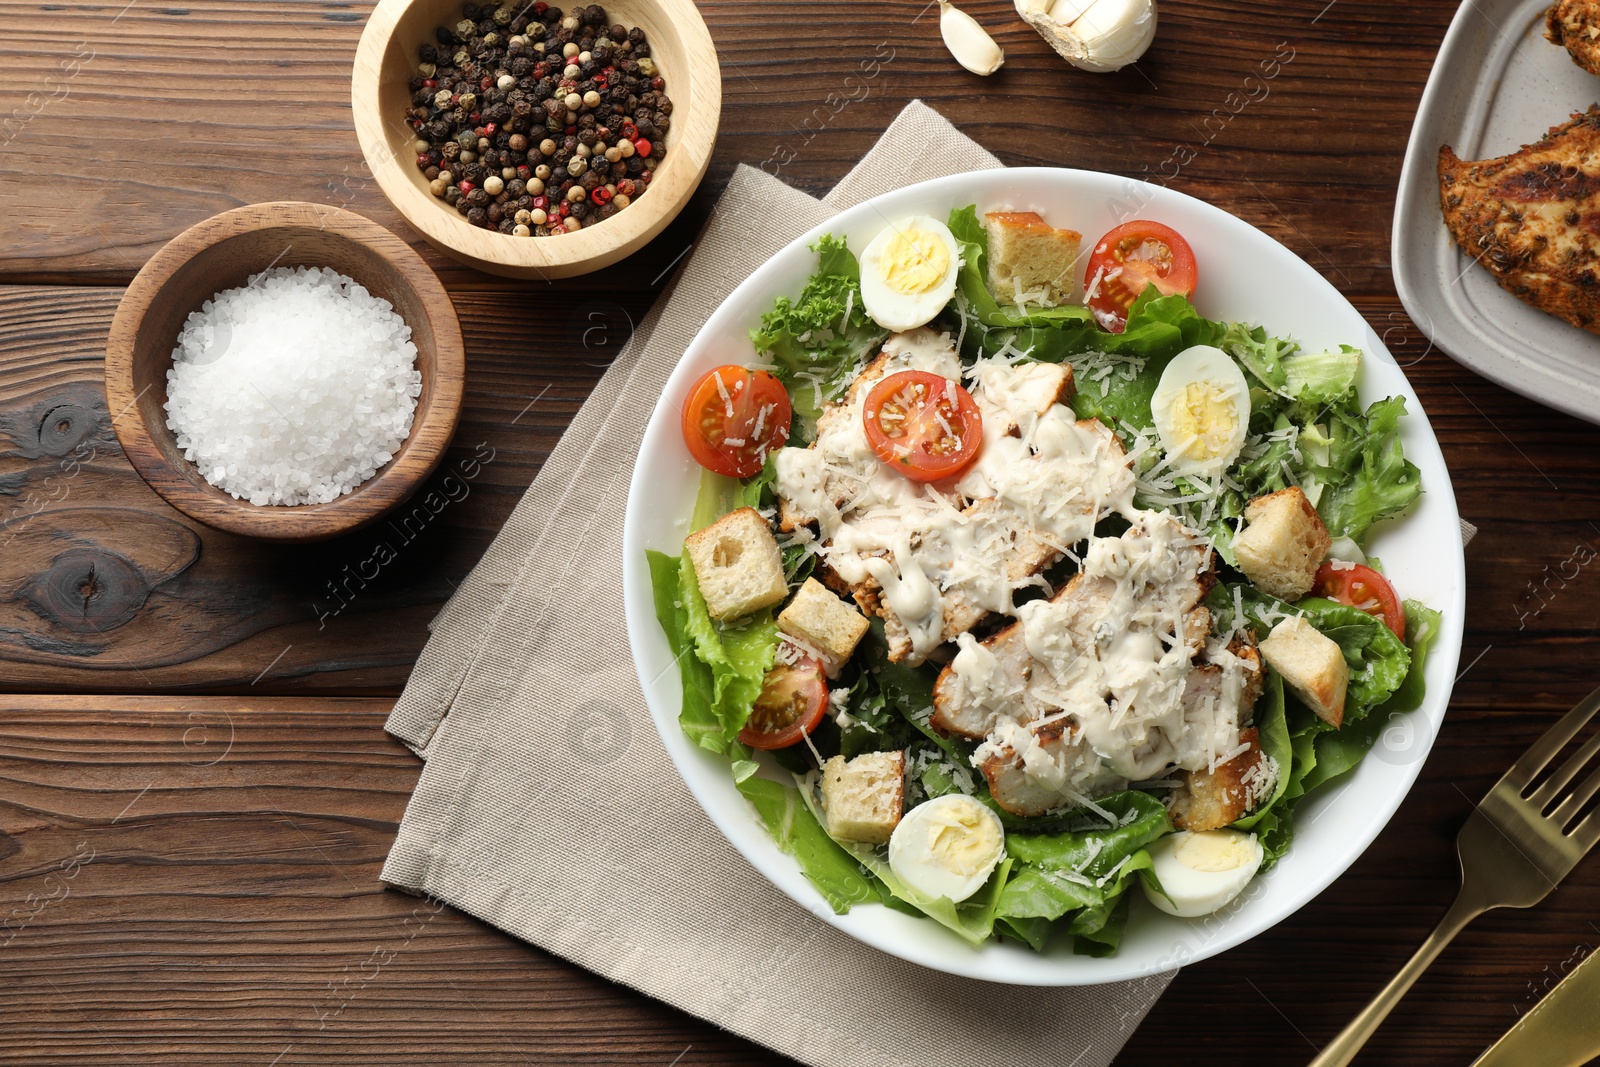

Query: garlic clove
939,1,1005,76
1015,0,1156,72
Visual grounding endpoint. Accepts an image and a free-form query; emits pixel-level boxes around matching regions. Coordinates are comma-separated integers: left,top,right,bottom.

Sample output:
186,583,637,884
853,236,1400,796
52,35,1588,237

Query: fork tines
1505,687,1600,843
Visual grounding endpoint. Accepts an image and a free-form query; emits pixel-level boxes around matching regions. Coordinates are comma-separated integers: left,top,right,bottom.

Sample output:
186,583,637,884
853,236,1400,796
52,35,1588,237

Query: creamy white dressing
774,329,1259,812
775,328,1134,661
966,512,1257,808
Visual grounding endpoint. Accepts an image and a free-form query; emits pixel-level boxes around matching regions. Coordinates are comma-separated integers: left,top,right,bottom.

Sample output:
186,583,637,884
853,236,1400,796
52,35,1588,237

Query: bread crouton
684,507,788,622
983,210,1083,306
778,578,869,675
1171,728,1273,832
821,751,906,845
1260,616,1349,727
1233,486,1332,601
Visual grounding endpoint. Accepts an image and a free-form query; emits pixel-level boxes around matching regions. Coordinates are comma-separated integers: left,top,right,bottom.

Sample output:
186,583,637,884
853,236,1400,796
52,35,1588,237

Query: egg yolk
1165,382,1239,461
923,804,1001,876
881,228,951,295
1172,830,1256,873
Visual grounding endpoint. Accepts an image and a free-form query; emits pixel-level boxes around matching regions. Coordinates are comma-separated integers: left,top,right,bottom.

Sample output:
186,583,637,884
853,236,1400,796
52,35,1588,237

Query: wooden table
1,0,1597,1063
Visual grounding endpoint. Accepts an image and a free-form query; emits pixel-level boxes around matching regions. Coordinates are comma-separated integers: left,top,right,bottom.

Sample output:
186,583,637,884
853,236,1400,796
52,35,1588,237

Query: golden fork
1307,685,1600,1067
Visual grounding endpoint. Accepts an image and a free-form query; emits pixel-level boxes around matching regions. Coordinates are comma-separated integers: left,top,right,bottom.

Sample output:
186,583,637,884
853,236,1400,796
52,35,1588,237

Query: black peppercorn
570,200,590,219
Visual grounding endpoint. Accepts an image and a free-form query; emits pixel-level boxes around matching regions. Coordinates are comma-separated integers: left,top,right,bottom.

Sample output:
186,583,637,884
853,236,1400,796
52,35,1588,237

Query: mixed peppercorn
406,1,671,236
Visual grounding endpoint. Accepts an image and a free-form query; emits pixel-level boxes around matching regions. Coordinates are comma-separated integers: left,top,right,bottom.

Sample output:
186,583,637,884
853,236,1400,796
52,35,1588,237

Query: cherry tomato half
681,365,793,479
861,370,984,483
1312,561,1407,639
739,648,829,750
1084,220,1200,333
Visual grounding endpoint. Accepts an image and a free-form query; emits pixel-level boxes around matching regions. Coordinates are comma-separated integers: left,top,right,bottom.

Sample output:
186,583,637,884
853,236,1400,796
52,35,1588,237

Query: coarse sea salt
164,266,423,507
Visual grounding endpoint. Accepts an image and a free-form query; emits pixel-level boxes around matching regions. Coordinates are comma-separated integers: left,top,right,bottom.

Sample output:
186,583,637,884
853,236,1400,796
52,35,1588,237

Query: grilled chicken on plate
1438,106,1600,334
1547,0,1600,76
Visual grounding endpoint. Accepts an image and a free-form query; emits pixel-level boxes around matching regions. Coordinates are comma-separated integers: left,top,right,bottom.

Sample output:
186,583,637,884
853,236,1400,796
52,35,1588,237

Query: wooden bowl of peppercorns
353,0,719,279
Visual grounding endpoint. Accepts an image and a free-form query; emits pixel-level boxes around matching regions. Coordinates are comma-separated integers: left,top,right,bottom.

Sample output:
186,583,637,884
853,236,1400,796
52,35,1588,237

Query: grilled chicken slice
929,514,1259,818
1547,0,1600,76
1439,107,1600,334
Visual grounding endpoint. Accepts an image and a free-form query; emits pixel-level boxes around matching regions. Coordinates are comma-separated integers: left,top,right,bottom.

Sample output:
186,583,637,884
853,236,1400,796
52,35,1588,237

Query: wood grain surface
2,0,1599,1063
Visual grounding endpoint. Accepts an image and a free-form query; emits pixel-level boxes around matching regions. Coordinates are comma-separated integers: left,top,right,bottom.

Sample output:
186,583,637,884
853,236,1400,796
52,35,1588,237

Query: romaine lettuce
993,791,1169,955
736,774,881,914
750,234,887,427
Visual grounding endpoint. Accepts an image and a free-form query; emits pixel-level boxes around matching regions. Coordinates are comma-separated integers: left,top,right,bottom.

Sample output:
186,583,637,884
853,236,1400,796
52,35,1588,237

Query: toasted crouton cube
821,751,906,845
1261,617,1349,727
983,211,1083,307
684,507,788,622
1233,486,1332,601
778,578,869,675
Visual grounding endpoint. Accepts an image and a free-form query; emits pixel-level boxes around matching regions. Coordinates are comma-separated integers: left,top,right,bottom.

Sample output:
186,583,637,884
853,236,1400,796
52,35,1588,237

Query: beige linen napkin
382,101,1173,1067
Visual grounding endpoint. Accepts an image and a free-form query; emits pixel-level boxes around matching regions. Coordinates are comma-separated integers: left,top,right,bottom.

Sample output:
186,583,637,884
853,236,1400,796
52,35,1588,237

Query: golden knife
1472,946,1600,1067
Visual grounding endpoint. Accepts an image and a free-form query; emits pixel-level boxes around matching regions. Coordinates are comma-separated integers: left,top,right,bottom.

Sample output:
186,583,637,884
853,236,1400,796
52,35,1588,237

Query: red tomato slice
1084,220,1200,333
861,370,984,483
739,649,829,750
681,365,793,479
1312,561,1407,639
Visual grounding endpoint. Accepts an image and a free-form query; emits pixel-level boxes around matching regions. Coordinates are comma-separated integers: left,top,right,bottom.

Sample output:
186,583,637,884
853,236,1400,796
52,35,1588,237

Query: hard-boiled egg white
1149,344,1251,477
858,216,962,332
888,793,1005,903
1142,829,1263,918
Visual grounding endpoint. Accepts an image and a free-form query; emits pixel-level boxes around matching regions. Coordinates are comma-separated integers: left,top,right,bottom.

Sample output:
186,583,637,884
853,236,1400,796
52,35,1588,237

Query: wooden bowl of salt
105,202,466,542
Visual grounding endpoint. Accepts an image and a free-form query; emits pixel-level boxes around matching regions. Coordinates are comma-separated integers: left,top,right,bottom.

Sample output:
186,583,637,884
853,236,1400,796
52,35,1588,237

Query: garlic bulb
939,1,1005,76
1015,0,1156,72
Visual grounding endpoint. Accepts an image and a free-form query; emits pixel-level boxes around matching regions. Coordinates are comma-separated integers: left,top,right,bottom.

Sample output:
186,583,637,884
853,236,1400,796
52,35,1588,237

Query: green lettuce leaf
735,775,881,914
995,791,1169,954
677,550,778,753
1283,345,1361,406
750,234,887,426
1318,396,1423,543
1232,673,1292,860
648,472,780,755
646,549,721,751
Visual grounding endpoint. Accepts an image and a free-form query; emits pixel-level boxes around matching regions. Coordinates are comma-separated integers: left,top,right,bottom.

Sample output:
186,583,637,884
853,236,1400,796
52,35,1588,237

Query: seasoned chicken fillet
1547,0,1600,76
1438,107,1600,334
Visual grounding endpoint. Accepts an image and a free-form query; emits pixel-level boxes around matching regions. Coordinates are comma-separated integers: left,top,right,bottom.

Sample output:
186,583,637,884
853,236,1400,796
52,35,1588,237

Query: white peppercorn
582,90,601,108
513,224,531,236
484,175,504,195
497,73,516,90
527,176,545,194
530,208,548,225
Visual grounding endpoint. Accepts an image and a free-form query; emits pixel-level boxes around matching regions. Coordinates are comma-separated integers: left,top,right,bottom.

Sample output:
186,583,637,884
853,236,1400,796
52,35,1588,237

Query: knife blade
1472,945,1600,1067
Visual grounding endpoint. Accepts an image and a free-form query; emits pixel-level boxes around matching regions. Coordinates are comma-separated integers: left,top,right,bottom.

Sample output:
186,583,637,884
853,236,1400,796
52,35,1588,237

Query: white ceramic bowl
622,167,1467,985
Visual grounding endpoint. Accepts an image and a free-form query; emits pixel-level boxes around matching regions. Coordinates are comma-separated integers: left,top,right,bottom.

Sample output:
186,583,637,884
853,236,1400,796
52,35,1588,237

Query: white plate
1393,0,1600,424
622,167,1467,985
